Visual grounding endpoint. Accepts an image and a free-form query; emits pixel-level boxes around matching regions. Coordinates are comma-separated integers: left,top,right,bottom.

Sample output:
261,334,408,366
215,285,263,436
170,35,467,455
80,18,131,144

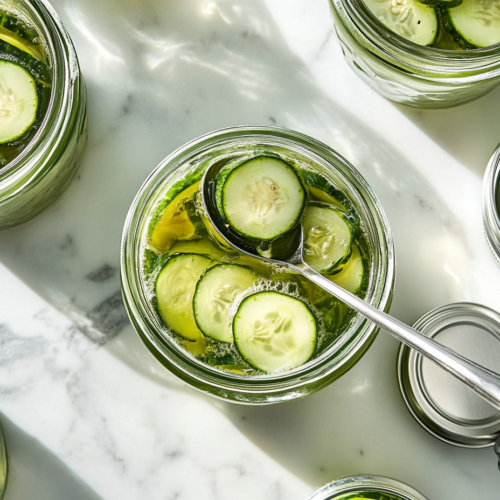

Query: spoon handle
297,265,500,411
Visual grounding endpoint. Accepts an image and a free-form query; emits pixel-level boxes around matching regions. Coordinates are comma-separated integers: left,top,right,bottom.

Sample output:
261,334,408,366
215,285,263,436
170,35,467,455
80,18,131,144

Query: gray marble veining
1,0,500,498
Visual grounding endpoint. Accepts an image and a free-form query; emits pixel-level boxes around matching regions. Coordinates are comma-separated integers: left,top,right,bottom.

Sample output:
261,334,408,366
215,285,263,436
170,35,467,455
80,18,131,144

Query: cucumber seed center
244,177,285,220
304,225,335,260
0,82,17,118
388,0,412,22
250,311,295,356
474,1,500,26
212,284,241,323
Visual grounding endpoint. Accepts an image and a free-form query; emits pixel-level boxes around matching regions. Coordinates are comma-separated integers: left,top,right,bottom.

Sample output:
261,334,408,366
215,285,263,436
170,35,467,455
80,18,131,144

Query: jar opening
121,126,395,402
334,0,500,73
308,475,428,500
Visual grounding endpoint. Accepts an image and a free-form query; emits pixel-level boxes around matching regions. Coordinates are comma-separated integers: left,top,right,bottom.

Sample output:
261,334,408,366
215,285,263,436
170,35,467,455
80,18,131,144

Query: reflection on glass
496,178,500,219
0,422,7,499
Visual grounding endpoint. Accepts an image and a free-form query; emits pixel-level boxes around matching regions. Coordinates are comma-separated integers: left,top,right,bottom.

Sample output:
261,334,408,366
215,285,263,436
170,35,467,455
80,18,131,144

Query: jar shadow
0,0,483,493
1,414,103,500
393,84,500,176
217,329,499,498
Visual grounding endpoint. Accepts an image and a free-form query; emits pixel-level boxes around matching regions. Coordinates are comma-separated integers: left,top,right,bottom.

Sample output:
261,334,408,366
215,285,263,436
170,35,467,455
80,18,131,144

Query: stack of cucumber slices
150,155,368,374
363,0,500,48
155,253,318,373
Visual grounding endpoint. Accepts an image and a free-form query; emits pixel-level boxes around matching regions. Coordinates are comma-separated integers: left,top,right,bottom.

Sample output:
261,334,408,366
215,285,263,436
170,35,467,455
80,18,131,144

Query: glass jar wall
0,0,87,229
483,142,500,266
329,0,500,108
0,423,6,500
308,475,429,500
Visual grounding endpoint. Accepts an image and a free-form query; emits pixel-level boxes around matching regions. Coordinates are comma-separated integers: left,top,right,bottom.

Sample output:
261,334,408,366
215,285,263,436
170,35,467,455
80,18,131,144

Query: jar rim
308,475,428,500
332,0,500,78
483,143,500,266
121,126,395,403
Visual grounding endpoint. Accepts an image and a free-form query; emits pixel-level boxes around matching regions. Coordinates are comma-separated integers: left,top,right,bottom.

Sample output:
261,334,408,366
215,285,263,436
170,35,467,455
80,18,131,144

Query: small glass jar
308,475,429,500
0,422,7,500
329,0,500,108
121,126,395,404
0,0,87,229
483,142,500,266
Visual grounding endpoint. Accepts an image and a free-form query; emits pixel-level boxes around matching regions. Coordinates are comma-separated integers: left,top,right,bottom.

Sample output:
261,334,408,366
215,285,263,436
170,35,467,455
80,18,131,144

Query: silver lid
398,303,500,448
483,142,500,266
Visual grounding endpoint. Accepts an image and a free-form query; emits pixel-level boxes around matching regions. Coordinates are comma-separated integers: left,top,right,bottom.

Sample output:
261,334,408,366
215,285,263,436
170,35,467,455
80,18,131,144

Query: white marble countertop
1,0,500,498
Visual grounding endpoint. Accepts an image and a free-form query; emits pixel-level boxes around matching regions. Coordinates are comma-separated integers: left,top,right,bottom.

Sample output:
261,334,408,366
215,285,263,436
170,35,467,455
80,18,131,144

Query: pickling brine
141,154,372,375
363,0,500,48
121,127,395,404
333,493,407,500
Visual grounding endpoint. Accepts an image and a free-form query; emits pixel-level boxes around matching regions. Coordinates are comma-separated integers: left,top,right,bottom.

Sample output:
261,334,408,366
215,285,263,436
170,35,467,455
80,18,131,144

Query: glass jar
329,0,500,108
0,0,87,229
483,142,500,266
308,475,429,500
121,126,395,404
0,422,6,500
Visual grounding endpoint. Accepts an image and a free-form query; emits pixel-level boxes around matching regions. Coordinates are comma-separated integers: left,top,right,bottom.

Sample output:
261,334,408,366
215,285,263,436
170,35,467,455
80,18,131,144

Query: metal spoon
201,160,500,411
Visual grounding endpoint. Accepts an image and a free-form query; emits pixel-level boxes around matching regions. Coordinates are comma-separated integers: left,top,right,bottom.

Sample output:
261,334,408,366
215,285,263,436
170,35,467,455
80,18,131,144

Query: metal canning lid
308,475,428,500
398,303,500,448
483,142,500,266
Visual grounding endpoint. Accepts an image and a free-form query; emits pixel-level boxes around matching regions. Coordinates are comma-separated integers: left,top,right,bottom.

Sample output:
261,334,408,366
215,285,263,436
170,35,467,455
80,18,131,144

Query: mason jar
329,0,500,108
483,142,500,266
0,0,87,229
121,126,395,404
308,475,429,500
0,422,6,500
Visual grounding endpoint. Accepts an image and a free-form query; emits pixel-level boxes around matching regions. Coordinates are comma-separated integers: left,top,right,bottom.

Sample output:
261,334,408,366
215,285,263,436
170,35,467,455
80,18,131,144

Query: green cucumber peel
442,0,500,49
417,0,462,8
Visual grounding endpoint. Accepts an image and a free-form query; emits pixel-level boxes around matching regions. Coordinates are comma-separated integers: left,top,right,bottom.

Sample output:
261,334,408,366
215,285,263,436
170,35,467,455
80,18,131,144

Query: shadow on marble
105,323,200,393
218,329,500,497
1,414,103,500
394,84,500,176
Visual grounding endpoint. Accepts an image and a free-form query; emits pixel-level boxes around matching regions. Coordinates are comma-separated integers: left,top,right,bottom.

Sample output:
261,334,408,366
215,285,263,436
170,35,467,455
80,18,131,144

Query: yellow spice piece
150,181,201,252
308,186,347,211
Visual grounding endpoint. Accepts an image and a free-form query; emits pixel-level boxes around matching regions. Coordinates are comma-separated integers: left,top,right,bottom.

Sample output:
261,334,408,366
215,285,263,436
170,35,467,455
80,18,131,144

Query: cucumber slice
155,253,213,341
0,60,38,144
329,246,366,294
417,0,462,8
233,291,317,372
444,0,500,49
299,169,351,211
193,264,257,343
363,0,438,45
220,156,306,241
302,204,352,274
